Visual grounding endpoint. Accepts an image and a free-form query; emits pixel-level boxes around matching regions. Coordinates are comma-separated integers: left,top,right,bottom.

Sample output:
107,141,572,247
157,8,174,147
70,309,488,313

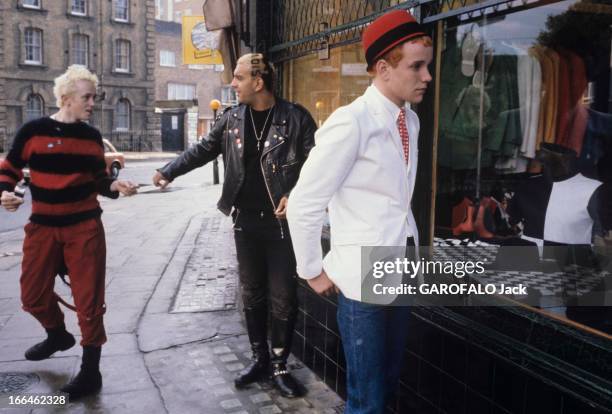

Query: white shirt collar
369,84,407,123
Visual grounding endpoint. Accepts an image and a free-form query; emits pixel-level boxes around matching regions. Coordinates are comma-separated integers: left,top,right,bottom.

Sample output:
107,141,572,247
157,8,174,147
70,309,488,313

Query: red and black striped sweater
0,117,118,226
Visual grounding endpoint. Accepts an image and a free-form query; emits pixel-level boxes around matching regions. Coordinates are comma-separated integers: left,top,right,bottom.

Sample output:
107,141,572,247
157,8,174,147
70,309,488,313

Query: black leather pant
233,209,298,320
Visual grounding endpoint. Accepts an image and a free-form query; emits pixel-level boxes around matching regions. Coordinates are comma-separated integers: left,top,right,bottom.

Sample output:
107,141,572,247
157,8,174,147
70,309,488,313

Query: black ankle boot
25,325,75,361
271,362,301,398
60,346,102,400
235,306,269,389
234,348,269,389
270,315,302,398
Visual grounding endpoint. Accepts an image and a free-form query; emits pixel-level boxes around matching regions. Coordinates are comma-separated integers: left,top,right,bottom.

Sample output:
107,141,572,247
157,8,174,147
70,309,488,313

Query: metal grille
269,0,417,61
0,372,39,394
420,0,541,23
104,130,155,152
267,0,536,61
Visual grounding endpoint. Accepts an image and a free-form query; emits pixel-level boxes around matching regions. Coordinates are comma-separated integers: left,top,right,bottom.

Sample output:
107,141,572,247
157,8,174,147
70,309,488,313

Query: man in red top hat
287,9,433,412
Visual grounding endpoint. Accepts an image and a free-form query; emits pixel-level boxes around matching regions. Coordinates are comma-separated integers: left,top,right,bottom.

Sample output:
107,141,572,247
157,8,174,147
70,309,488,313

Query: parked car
1,139,125,185
0,157,27,194
103,138,125,179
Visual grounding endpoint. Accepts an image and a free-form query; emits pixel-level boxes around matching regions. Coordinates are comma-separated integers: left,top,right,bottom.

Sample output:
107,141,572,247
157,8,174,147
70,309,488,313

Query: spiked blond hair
53,65,99,107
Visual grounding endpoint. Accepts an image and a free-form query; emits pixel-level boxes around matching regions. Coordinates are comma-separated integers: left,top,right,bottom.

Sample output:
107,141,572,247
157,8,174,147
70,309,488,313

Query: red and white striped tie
397,107,410,164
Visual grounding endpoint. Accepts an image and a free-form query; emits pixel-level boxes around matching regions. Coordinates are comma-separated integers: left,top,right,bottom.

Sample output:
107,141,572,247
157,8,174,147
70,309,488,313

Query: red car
102,138,125,179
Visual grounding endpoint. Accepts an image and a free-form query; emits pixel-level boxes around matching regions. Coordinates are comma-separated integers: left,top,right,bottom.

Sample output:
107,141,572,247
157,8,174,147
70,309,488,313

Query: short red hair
367,35,433,75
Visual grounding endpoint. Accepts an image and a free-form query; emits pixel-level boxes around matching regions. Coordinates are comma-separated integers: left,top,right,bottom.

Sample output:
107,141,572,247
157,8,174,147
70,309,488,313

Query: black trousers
233,209,298,320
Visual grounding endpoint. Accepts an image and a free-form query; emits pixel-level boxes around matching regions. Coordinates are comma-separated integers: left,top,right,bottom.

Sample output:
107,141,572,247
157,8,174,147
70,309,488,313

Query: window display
435,0,612,332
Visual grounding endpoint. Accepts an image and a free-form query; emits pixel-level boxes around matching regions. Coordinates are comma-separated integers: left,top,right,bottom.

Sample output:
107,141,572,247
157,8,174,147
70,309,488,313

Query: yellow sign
182,16,223,65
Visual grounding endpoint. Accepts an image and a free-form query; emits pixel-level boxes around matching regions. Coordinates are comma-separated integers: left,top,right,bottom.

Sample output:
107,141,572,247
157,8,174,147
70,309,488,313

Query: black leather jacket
159,98,316,216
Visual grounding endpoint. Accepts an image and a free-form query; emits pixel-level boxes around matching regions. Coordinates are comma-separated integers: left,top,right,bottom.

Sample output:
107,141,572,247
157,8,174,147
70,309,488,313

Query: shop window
282,43,370,127
433,0,612,327
25,94,43,121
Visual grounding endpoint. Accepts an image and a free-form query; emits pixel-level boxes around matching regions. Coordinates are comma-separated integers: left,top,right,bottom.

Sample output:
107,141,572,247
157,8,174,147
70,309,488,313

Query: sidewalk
0,164,344,413
0,151,179,163
122,152,180,162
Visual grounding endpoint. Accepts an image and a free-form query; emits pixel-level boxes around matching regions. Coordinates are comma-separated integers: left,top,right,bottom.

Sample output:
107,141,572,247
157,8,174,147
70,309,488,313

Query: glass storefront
434,0,611,332
282,0,611,335
270,1,611,411
282,43,370,127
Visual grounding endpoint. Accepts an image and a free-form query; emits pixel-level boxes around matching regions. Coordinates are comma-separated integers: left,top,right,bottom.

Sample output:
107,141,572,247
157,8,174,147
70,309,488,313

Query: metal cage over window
266,0,544,62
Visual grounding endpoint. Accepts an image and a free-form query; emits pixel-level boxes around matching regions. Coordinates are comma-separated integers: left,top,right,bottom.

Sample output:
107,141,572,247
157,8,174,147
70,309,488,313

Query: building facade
154,0,234,150
156,0,202,23
154,19,227,150
0,0,161,152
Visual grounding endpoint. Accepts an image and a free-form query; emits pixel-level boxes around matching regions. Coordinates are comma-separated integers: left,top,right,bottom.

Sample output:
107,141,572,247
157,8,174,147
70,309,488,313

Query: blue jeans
337,293,411,414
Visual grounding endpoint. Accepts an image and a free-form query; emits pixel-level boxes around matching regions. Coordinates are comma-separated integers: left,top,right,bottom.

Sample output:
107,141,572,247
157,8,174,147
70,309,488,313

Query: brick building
154,0,233,150
0,0,161,152
154,19,227,150
156,0,201,23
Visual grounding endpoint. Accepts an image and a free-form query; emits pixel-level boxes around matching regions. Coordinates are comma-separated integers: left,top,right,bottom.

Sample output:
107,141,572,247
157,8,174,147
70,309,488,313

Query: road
0,159,200,233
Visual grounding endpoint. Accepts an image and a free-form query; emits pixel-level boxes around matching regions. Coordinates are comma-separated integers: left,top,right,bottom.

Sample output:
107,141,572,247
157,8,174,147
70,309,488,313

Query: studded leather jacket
159,98,316,217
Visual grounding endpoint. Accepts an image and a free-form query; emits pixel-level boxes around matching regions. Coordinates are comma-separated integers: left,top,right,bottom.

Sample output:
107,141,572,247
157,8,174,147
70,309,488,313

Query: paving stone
212,345,232,355
225,362,245,372
200,366,221,375
194,358,214,367
249,392,272,404
259,404,282,414
206,377,227,387
171,217,238,313
219,398,242,409
212,385,235,397
219,353,238,363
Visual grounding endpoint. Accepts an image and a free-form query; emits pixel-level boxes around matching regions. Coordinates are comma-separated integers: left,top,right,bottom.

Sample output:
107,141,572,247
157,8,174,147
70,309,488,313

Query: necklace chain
249,106,274,151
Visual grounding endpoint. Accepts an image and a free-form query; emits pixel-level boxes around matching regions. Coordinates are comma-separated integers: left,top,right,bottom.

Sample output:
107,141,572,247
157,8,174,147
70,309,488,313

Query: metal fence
0,131,7,154
1,129,155,153
102,130,156,152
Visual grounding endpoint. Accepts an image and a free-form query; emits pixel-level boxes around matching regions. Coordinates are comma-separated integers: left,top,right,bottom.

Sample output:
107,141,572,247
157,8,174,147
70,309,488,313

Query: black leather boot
24,324,76,361
270,314,302,398
60,345,102,400
234,306,269,389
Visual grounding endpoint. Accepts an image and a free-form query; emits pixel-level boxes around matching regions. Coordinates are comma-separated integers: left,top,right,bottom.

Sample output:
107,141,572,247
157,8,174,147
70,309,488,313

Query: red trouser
20,218,107,346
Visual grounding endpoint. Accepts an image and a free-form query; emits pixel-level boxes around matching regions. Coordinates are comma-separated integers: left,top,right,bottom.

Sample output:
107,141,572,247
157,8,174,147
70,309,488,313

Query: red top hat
362,10,426,68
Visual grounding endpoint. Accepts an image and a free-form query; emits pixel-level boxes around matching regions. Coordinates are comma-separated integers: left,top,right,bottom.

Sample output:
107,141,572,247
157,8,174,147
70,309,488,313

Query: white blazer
287,85,421,301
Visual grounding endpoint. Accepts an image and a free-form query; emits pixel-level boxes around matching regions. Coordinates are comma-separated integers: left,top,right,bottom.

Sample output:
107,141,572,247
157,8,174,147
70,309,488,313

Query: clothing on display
507,173,603,246
436,14,611,247
439,27,594,174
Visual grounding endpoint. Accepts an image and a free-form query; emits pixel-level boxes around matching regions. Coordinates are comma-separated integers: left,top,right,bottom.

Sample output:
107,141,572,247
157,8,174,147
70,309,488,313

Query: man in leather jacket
152,53,316,397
